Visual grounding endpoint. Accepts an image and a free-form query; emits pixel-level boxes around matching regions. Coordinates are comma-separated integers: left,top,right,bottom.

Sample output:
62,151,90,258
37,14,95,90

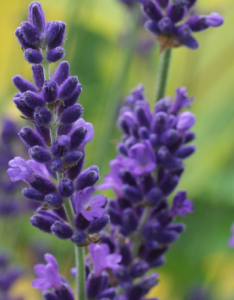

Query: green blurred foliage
0,0,233,299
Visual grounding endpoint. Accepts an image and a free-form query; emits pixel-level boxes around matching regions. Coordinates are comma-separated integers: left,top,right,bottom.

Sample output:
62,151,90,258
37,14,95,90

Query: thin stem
42,50,50,80
96,6,141,168
63,200,87,300
155,48,172,102
132,206,151,259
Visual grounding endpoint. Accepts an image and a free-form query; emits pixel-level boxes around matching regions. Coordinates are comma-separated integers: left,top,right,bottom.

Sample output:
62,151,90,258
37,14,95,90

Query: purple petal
89,195,107,207
34,264,46,277
106,254,122,269
45,264,62,290
44,254,58,269
32,278,51,291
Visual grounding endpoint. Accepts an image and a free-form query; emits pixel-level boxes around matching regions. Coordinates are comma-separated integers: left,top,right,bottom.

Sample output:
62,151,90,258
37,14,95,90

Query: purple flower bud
19,126,45,147
41,80,58,103
63,150,83,165
177,111,195,132
32,64,45,89
205,13,224,27
45,193,63,207
21,21,41,45
158,17,174,34
117,143,128,156
23,91,45,108
143,1,163,21
29,145,51,163
30,214,54,233
145,20,161,35
74,213,90,231
86,272,107,299
176,25,199,49
160,129,179,146
122,208,138,233
138,127,150,140
149,133,159,147
51,135,71,157
15,27,34,49
46,22,66,49
88,214,110,234
50,158,63,172
166,1,187,23
47,47,65,63
69,126,87,150
71,230,86,244
108,206,122,226
58,178,74,197
24,48,43,64
119,244,132,266
34,107,52,125
151,112,167,134
31,174,56,194
51,221,73,239
45,21,60,45
63,84,82,106
57,124,73,136
119,169,136,186
134,105,151,128
12,75,37,93
184,131,195,143
29,2,46,32
122,184,142,203
157,146,183,170
155,97,171,113
168,223,185,233
13,97,34,119
75,166,100,191
59,103,84,124
43,291,59,300
55,284,75,300
53,61,70,85
58,76,79,101
35,125,51,146
22,188,44,202
130,261,149,278
175,145,196,159
159,174,179,196
146,187,163,207
66,154,85,180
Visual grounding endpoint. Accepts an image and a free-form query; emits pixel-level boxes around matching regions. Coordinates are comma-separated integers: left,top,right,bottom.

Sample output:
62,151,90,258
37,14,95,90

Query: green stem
42,50,50,80
96,6,141,168
132,206,151,259
63,200,86,300
42,59,87,300
155,48,172,102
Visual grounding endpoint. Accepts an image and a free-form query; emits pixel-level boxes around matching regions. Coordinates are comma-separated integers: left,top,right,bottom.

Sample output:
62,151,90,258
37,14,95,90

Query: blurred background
0,0,233,299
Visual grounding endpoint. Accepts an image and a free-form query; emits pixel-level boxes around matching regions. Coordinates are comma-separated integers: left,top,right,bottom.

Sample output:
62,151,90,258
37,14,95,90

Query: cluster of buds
97,85,195,300
132,0,223,51
7,2,109,248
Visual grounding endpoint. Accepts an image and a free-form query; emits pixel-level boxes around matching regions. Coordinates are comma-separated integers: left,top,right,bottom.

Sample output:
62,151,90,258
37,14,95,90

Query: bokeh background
0,0,233,299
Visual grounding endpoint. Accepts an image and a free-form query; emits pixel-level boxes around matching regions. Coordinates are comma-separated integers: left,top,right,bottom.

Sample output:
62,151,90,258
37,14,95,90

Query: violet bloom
75,187,107,221
32,254,62,291
136,0,224,51
126,140,156,175
7,157,35,183
228,223,234,247
89,243,122,277
170,190,194,217
70,118,94,150
96,156,125,197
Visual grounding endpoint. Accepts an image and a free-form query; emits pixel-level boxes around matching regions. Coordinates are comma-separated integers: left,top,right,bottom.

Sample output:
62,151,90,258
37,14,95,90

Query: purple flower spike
89,243,122,277
170,190,194,217
7,157,35,183
75,187,107,221
32,254,62,291
127,140,156,175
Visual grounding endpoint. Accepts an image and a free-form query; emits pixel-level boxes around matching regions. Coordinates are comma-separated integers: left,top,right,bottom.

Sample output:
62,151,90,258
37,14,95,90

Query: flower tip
206,13,224,27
